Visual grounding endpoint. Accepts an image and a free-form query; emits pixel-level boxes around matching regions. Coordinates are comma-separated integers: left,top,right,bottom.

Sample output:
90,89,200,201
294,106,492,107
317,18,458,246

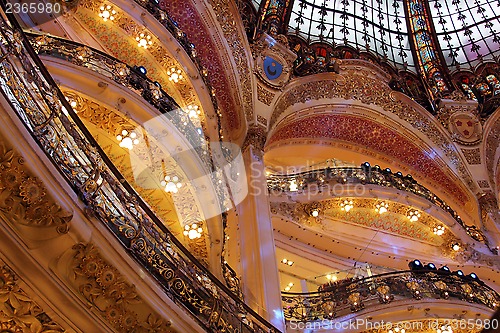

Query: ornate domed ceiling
260,0,500,72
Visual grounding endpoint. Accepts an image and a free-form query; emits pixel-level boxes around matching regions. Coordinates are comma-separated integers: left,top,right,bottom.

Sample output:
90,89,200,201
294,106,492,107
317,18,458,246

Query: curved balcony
281,270,500,323
125,0,225,135
266,163,493,251
0,9,278,333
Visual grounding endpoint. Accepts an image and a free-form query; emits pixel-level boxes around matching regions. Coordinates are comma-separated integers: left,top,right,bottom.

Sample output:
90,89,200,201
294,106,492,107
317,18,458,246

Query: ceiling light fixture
433,225,445,236
161,175,182,193
375,201,389,214
167,67,183,83
284,282,294,291
340,200,354,212
185,104,201,119
407,210,421,222
281,258,294,266
99,5,116,21
160,159,182,194
452,243,460,251
116,129,139,150
326,274,338,282
136,33,152,49
183,223,203,240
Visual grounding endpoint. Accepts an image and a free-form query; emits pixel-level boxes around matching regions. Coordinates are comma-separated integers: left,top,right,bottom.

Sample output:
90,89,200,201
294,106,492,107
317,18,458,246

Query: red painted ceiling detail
267,114,468,205
160,0,240,130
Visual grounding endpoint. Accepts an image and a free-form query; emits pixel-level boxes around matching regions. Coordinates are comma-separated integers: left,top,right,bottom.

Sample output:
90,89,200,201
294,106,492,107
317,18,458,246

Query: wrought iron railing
282,270,500,322
0,8,279,333
266,164,490,249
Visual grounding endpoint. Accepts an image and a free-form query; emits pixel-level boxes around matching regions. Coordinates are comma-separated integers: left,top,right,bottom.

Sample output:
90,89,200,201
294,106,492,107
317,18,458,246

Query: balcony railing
282,270,500,322
0,7,279,333
266,164,493,251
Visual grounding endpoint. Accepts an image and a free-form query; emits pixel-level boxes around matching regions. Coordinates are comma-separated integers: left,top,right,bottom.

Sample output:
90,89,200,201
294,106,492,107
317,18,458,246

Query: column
235,144,285,331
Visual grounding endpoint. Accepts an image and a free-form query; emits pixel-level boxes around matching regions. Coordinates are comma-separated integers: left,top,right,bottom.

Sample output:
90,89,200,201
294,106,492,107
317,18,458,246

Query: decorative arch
161,0,253,141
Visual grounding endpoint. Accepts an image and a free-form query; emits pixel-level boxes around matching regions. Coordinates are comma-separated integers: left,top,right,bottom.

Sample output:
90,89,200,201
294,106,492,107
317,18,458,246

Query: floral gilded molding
269,71,476,193
0,262,66,332
257,83,275,106
0,138,72,235
69,243,174,333
267,113,469,206
461,148,482,165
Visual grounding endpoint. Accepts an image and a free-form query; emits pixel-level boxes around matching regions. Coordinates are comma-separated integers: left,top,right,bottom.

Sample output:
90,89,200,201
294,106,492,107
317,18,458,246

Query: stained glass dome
288,0,413,70
280,0,500,72
430,0,500,69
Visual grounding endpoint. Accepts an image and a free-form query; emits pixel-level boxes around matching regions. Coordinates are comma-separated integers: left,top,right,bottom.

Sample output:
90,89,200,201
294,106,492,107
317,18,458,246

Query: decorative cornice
68,243,174,332
0,138,72,235
0,261,66,332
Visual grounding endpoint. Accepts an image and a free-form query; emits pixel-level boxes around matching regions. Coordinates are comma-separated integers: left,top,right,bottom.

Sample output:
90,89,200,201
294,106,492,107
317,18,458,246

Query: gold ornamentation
257,83,276,106
477,180,490,188
242,124,267,151
70,243,174,333
62,91,209,258
74,2,208,131
207,0,254,121
257,115,268,126
0,262,66,332
269,73,476,193
0,139,72,234
461,148,481,165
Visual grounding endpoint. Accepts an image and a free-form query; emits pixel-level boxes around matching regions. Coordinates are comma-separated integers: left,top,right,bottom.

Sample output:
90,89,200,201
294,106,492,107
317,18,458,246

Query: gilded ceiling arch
161,0,253,141
39,49,228,264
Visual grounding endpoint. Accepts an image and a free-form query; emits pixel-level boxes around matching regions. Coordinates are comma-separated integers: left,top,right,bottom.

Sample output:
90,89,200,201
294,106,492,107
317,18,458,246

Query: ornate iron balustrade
266,164,490,249
27,32,237,226
0,8,279,333
27,33,214,170
282,270,500,322
223,260,244,301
